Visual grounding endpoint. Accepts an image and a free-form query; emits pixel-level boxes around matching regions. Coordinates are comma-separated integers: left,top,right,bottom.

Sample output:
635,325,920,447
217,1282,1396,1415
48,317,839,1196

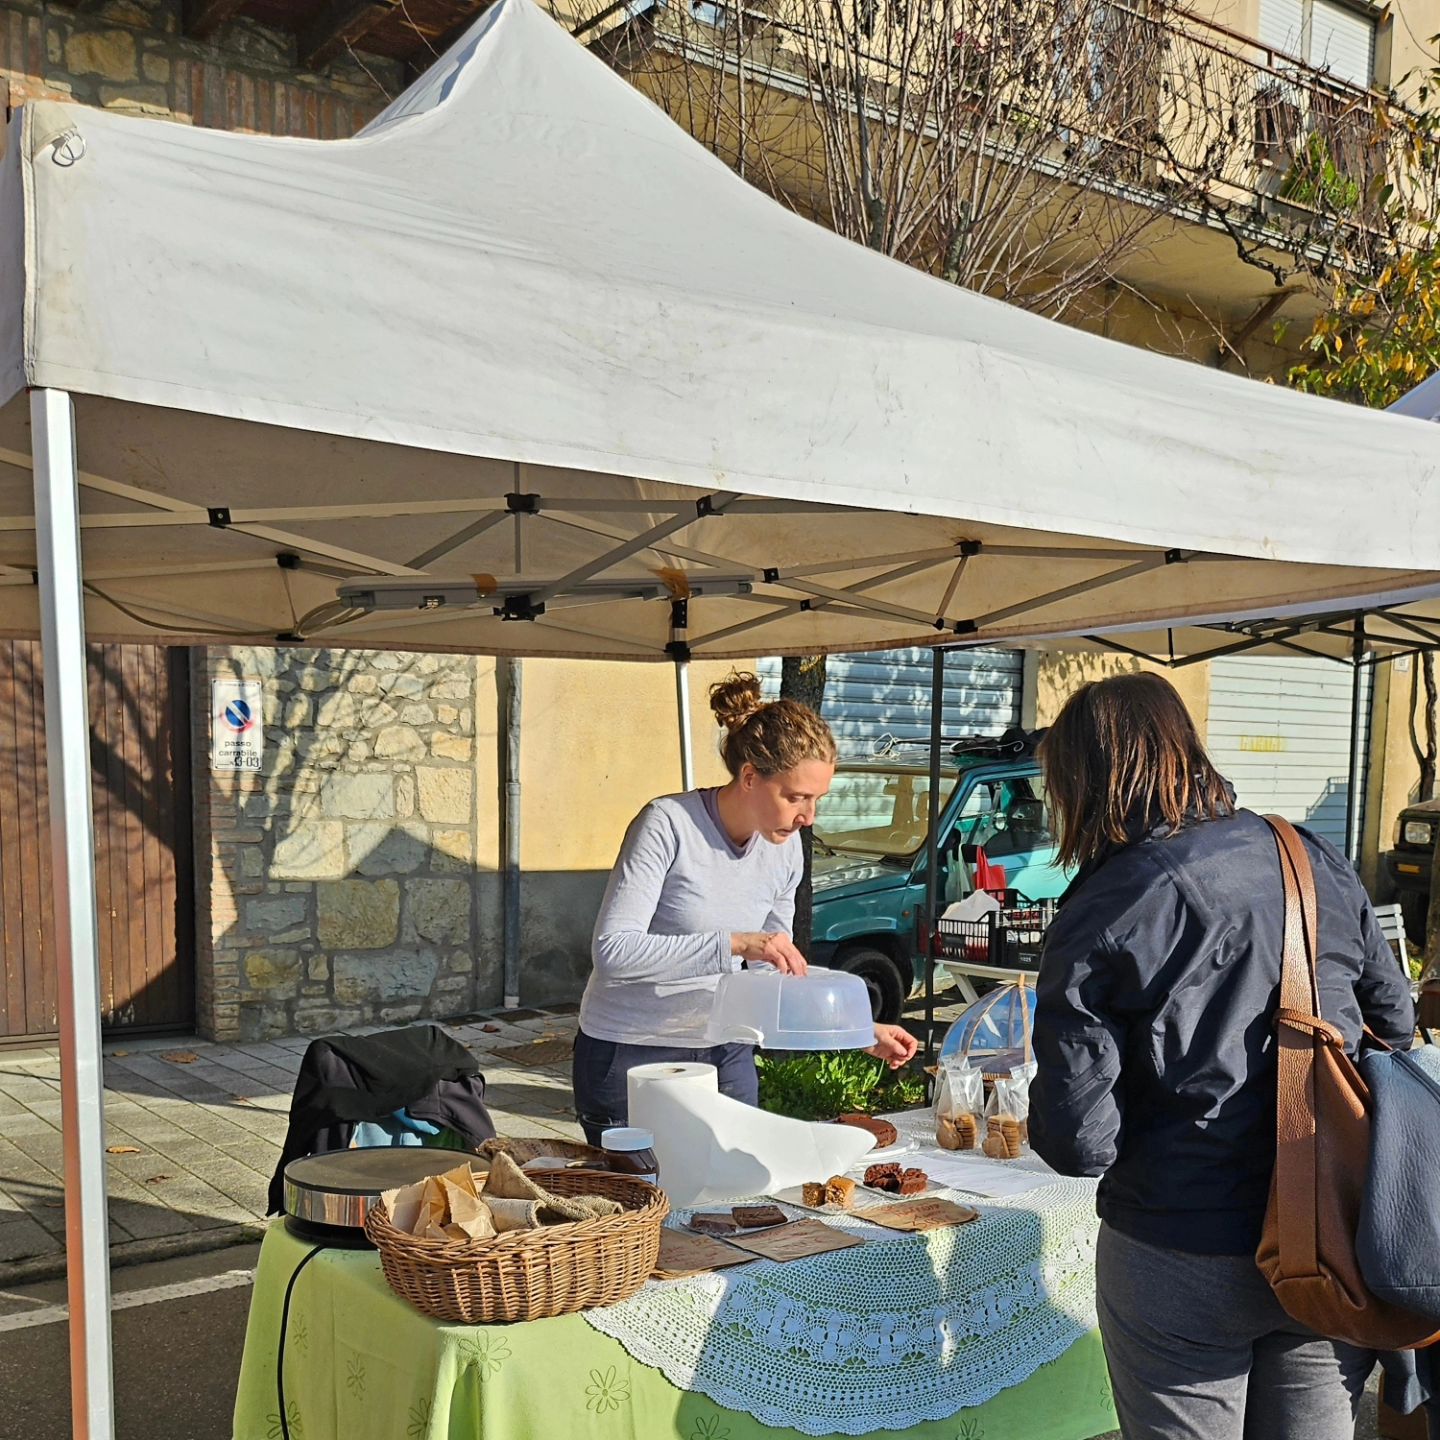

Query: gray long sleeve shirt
579,789,803,1046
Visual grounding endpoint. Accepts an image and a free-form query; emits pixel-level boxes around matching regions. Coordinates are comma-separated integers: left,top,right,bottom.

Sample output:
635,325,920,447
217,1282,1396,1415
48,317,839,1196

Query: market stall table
233,1126,1116,1440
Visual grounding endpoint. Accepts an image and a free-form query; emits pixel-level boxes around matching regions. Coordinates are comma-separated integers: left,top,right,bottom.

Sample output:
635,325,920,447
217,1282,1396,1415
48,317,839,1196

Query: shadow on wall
1302,775,1354,851
201,646,528,1043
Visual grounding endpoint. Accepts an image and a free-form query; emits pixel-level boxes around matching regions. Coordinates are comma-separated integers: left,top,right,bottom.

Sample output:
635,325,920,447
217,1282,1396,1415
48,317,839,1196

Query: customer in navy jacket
1029,673,1412,1440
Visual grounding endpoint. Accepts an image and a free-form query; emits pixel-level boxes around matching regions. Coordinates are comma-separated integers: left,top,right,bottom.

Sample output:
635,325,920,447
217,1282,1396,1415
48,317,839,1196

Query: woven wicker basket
365,1168,668,1324
477,1135,609,1168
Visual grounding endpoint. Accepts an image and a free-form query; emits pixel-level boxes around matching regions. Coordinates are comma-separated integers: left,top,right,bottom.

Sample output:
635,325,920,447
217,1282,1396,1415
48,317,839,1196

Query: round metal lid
284,1146,481,1197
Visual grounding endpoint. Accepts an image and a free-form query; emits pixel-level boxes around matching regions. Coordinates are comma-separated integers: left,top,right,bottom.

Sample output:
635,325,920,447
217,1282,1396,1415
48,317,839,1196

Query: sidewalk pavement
0,1007,585,1285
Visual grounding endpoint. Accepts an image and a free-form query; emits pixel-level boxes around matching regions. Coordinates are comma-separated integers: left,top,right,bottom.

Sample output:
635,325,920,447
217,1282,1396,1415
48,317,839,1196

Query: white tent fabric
0,0,1439,661
1057,380,1440,664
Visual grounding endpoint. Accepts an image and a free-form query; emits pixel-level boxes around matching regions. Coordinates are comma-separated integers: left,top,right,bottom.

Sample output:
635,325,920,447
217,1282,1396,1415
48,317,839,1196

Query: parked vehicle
808,730,1068,1022
1385,797,1440,942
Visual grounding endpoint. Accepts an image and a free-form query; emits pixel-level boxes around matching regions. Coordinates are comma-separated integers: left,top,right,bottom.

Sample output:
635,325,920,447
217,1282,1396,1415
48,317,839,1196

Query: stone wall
194,646,503,1041
0,0,395,134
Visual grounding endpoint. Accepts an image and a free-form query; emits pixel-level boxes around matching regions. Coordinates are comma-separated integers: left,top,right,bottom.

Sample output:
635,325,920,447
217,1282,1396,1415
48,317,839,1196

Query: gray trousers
1096,1224,1373,1440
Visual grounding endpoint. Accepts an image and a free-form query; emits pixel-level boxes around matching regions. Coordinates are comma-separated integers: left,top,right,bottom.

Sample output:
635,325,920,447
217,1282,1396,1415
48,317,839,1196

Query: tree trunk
780,655,828,957
1408,653,1437,804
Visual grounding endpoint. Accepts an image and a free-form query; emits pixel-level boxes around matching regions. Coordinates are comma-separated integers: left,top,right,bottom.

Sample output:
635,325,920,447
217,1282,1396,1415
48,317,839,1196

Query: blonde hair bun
709,671,766,733
707,670,837,778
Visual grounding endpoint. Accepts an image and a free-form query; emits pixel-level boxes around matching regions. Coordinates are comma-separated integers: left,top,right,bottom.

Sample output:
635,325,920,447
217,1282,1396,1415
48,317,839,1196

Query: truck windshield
812,769,959,857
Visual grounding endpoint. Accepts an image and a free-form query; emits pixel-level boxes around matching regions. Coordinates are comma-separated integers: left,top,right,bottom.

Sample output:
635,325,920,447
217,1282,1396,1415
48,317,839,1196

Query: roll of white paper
626,1059,873,1207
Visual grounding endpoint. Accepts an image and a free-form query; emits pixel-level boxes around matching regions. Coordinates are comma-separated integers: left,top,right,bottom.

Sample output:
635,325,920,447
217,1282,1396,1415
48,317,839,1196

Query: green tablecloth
233,1222,1117,1440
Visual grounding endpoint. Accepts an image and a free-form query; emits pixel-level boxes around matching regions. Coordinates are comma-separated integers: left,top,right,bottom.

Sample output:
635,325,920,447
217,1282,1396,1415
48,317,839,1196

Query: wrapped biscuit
935,1060,984,1151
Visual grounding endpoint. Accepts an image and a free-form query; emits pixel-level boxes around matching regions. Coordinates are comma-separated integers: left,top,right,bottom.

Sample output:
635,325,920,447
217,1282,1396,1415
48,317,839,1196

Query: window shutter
1259,0,1307,59
1309,0,1375,87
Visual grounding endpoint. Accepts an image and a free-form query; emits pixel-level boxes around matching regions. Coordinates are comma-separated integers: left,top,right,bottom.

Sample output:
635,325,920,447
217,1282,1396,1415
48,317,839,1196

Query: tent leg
502,658,522,1011
676,660,695,791
923,647,944,1071
32,387,114,1440
1346,617,1366,866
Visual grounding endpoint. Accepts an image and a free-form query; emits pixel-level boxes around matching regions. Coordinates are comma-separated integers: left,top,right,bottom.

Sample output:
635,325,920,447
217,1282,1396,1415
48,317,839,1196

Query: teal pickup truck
808,732,1068,1022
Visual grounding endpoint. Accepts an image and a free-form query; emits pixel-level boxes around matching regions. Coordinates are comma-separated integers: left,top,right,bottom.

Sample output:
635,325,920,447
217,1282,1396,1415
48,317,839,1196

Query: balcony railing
596,0,1429,258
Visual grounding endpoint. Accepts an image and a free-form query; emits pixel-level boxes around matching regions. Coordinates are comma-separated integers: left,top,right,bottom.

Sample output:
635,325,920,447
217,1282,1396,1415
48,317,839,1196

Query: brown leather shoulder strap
1264,815,1322,1017
1262,813,1321,1279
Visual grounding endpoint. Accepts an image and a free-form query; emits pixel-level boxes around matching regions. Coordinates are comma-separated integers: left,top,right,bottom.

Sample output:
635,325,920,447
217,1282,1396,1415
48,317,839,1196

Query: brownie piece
835,1114,899,1149
732,1204,787,1230
801,1182,827,1207
898,1168,928,1195
687,1211,740,1237
864,1163,902,1191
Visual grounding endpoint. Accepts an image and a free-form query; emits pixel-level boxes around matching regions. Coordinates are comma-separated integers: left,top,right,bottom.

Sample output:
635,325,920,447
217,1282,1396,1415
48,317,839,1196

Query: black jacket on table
266,1024,496,1215
1028,806,1414,1256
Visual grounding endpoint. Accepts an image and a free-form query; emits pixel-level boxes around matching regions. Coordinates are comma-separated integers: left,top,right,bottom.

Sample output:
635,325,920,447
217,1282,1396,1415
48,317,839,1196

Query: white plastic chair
1375,901,1408,964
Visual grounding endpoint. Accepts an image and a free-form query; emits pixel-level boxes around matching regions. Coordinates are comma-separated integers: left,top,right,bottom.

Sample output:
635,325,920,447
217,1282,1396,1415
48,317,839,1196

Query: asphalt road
0,1243,260,1440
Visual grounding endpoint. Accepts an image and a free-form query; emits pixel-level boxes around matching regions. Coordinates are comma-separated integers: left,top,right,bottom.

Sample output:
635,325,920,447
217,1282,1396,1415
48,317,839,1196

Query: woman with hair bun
573,672,918,1144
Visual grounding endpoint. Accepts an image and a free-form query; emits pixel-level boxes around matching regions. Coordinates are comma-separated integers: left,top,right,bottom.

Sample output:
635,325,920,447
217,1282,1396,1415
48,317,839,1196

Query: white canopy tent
7,0,1440,1433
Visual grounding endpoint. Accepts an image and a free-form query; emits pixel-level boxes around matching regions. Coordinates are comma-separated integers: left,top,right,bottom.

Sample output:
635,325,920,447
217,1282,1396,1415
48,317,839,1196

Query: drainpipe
502,658,522,1009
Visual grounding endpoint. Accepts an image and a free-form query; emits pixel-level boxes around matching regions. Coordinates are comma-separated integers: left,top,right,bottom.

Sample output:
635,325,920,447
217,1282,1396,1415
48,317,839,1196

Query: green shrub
1278,132,1361,213
757,1049,928,1121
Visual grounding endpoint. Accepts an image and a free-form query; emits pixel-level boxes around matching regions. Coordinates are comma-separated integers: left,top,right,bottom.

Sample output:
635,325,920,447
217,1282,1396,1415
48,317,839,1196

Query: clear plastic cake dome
705,966,876,1049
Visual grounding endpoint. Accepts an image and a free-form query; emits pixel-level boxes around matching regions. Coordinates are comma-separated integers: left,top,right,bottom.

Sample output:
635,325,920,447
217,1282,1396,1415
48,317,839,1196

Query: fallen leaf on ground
105,1145,141,1155
107,1050,130,1058
481,1025,500,1034
145,1174,173,1184
232,1096,253,1105
43,1200,62,1208
160,1051,198,1064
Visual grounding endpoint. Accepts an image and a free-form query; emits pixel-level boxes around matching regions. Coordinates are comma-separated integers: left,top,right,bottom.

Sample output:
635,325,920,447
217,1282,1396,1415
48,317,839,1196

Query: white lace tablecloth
583,1113,1100,1436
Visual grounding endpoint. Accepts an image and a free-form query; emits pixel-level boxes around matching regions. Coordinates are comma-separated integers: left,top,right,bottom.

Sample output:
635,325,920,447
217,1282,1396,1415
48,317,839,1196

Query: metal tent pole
923,646,944,1068
32,387,114,1440
1346,616,1366,866
676,660,695,790
502,658,522,1010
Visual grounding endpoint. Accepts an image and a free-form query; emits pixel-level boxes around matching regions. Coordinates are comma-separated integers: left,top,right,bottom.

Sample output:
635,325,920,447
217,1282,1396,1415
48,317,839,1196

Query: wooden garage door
0,642,194,1039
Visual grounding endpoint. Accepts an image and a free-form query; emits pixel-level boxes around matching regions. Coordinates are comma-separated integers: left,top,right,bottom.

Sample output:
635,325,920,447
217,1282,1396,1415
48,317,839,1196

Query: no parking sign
210,679,264,772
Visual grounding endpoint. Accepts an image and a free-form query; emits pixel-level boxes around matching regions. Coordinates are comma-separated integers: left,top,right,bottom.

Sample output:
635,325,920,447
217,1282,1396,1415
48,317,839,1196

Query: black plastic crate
935,889,1058,970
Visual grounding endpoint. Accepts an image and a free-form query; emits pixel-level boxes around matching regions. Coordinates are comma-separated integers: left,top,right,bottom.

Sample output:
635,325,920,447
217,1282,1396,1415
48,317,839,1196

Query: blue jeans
572,1029,759,1146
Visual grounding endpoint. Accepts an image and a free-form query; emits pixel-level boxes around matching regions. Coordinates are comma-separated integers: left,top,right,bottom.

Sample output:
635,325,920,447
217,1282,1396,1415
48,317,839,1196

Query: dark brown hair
708,671,837,778
1039,672,1232,869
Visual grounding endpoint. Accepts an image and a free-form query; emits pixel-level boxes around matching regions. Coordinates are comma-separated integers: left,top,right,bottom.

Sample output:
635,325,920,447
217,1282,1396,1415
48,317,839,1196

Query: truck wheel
1402,892,1429,946
836,947,906,1026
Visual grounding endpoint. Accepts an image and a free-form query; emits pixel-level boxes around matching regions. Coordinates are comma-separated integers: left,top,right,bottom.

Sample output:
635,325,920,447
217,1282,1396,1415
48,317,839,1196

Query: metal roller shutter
1310,0,1374,87
1259,0,1374,86
757,648,1023,759
1206,655,1370,854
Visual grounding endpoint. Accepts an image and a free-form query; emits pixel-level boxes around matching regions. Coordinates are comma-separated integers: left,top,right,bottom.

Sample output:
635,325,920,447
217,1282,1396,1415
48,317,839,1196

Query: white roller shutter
1259,0,1374,85
1206,655,1370,854
1259,0,1307,57
1310,0,1374,87
757,648,1023,759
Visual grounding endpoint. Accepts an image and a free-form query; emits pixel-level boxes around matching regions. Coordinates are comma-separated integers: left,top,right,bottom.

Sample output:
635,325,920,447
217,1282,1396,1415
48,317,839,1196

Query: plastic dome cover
938,984,1036,1064
705,966,876,1049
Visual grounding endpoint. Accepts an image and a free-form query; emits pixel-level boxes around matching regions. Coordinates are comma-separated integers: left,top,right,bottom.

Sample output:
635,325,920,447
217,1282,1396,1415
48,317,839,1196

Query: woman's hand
867,1023,919,1069
731,932,809,975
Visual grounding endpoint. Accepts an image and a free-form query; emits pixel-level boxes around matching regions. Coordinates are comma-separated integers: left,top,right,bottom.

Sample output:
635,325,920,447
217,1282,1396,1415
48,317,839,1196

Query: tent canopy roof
2,0,1440,658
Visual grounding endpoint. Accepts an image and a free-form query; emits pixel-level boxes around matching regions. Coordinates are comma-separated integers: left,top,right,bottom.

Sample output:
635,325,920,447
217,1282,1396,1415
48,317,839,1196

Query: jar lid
600,1126,655,1151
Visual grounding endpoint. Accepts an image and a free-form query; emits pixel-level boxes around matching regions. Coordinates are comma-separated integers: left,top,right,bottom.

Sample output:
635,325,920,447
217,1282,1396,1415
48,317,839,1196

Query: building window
1259,0,1376,90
